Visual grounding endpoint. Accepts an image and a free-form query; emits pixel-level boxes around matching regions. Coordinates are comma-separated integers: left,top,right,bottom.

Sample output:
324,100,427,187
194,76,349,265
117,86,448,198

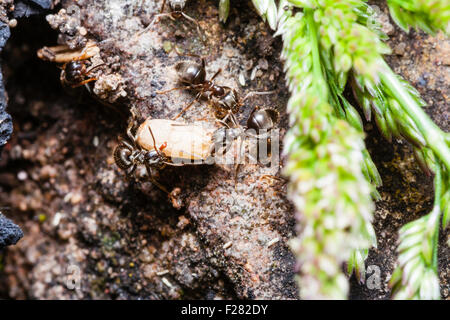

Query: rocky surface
0,0,448,299
0,213,23,249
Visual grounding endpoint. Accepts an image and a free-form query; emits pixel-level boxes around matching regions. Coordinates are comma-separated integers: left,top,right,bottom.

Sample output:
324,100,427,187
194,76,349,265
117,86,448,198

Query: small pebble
267,238,279,247
239,72,246,86
394,42,406,56
17,171,28,181
161,277,174,288
163,41,172,53
258,58,269,70
8,19,17,28
223,241,233,249
156,270,169,276
78,27,87,36
92,136,99,147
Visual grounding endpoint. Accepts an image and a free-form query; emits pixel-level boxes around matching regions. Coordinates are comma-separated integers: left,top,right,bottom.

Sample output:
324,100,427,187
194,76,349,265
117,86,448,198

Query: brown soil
0,0,448,299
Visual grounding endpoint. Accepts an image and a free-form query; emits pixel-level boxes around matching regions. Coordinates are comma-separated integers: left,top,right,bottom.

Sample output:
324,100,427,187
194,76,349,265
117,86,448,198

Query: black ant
114,119,173,194
157,50,274,126
60,51,105,89
212,106,280,180
137,0,203,41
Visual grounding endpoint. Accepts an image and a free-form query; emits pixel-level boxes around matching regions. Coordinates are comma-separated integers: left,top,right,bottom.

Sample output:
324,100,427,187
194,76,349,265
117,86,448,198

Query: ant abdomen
114,144,133,171
176,62,206,85
247,108,279,132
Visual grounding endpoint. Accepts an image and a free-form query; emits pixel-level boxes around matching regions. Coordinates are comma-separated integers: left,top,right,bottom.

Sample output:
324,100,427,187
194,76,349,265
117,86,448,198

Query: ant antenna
242,90,276,103
147,125,168,159
173,45,208,68
85,63,106,75
147,125,160,154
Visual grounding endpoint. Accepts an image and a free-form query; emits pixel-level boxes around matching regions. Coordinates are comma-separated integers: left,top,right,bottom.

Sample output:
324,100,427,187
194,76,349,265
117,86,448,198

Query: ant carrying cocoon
114,118,221,195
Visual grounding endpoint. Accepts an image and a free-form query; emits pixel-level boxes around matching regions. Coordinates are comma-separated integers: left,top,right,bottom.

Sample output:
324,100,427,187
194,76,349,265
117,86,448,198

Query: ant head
169,0,186,12
247,108,279,132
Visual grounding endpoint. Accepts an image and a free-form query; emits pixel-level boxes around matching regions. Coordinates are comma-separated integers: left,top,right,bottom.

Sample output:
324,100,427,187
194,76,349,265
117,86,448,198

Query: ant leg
160,0,166,13
173,46,208,64
201,57,206,71
145,164,170,195
126,164,136,176
242,90,276,102
136,13,171,37
57,62,67,71
126,117,140,145
181,12,205,42
148,174,174,199
147,125,166,158
174,45,203,59
172,91,203,119
229,113,240,128
156,85,194,95
215,118,230,128
70,78,98,88
151,177,170,194
121,139,135,151
221,112,239,129
209,68,222,82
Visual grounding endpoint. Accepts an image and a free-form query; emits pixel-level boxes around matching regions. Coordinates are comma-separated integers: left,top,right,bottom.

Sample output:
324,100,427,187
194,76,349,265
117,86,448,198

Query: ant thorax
247,108,279,132
144,149,167,168
216,89,239,112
